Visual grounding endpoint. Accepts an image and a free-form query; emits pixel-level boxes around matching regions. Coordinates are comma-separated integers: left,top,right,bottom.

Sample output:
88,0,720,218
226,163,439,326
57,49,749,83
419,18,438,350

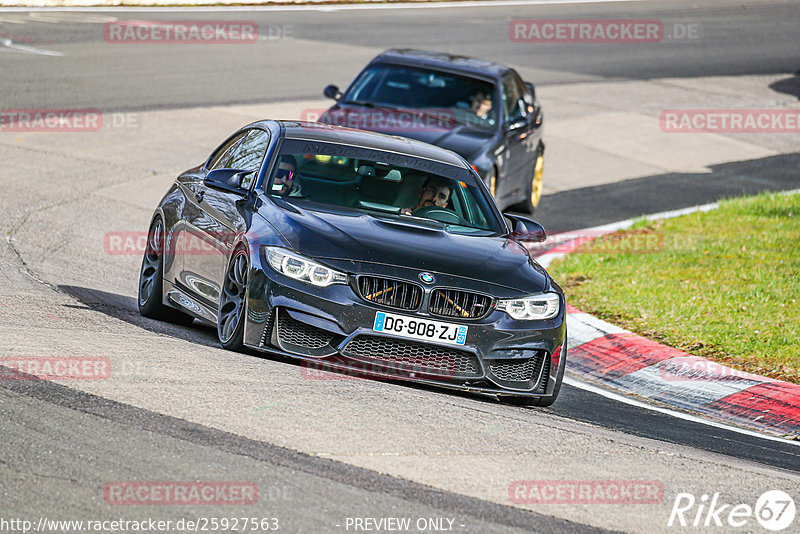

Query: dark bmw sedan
320,49,545,213
138,120,566,406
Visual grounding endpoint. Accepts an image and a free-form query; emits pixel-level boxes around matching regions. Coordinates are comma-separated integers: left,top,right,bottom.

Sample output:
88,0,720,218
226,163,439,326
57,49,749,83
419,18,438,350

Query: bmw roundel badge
419,272,436,285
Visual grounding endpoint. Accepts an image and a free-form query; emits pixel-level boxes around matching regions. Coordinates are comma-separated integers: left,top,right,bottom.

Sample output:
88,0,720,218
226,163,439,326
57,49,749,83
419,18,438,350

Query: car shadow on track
56,285,545,409
769,73,800,100
534,152,800,233
57,285,220,348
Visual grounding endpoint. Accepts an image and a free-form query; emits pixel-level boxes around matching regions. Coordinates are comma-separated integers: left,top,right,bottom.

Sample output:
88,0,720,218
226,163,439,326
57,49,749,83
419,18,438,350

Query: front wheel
138,217,194,325
217,247,249,351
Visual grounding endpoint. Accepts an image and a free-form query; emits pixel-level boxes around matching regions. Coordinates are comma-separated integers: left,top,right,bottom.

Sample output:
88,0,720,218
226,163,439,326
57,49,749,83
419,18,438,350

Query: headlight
497,293,560,320
264,247,348,287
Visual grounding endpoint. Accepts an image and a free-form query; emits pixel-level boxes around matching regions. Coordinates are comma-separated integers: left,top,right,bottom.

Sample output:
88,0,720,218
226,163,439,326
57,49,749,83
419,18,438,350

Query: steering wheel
411,205,466,225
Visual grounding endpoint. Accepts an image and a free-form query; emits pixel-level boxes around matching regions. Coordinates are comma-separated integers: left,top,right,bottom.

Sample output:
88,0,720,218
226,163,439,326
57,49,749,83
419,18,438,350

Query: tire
217,246,249,352
510,148,544,214
138,217,195,325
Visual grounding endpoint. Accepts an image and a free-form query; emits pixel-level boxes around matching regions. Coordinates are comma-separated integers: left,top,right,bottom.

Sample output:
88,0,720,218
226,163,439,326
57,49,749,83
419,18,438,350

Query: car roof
368,49,511,80
258,120,470,169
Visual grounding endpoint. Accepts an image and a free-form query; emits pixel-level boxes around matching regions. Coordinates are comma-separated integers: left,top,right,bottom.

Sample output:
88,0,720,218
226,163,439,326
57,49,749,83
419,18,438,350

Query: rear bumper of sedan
242,251,566,398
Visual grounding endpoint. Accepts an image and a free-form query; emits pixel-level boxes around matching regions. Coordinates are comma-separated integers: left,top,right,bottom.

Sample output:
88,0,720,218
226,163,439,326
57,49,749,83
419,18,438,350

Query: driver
401,178,451,215
470,92,493,120
271,155,303,197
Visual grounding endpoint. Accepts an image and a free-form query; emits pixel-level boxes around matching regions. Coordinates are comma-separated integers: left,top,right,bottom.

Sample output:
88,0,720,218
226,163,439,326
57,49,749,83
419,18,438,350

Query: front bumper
243,252,566,397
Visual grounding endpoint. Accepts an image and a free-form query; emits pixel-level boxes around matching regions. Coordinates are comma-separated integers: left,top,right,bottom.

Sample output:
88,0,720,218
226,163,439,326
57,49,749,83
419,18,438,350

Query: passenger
271,155,303,197
401,178,452,215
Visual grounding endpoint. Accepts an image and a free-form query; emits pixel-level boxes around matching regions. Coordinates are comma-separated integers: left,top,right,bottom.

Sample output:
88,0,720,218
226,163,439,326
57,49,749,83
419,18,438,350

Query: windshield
266,139,503,234
343,64,498,129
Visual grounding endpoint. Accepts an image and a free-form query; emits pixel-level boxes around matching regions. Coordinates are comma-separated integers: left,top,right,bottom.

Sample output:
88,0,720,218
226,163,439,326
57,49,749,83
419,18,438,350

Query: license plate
372,311,468,346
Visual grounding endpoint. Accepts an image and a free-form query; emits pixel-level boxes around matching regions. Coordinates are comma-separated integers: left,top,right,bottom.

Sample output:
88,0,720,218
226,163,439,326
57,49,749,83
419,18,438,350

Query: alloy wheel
139,220,163,306
218,250,248,343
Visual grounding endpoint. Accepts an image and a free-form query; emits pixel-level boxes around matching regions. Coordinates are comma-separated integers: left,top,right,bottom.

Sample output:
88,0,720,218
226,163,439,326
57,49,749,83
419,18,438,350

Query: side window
501,75,526,121
227,129,270,189
207,133,246,171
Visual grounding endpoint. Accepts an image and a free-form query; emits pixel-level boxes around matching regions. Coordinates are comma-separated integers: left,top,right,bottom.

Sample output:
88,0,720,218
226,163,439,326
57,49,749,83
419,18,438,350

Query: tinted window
207,133,246,171
267,139,503,235
227,129,270,189
344,64,498,128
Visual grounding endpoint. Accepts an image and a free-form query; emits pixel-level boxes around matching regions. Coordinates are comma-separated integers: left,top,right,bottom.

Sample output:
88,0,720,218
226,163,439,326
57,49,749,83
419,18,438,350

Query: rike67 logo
668,490,796,531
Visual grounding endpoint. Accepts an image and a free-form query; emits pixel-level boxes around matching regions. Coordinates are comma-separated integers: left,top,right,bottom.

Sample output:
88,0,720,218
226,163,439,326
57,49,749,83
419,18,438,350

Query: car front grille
341,335,481,378
276,309,335,349
429,289,493,319
357,276,422,311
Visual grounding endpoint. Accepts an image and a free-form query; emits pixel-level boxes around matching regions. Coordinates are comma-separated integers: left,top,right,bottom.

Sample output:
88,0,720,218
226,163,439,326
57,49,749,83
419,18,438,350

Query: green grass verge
549,191,800,383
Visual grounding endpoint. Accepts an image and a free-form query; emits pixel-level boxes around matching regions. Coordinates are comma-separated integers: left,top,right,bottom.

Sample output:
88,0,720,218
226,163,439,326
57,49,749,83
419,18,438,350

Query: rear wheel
510,148,544,214
217,247,249,351
138,217,194,325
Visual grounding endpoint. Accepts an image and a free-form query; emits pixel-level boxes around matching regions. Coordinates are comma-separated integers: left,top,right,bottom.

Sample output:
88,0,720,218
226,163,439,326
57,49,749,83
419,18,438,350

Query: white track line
0,0,647,13
564,376,800,446
0,37,62,55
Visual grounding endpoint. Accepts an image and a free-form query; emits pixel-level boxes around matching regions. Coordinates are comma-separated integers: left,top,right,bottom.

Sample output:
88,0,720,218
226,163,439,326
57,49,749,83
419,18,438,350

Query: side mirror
505,214,546,242
505,99,529,132
356,164,376,177
204,168,252,195
524,81,536,100
523,81,542,122
323,84,342,101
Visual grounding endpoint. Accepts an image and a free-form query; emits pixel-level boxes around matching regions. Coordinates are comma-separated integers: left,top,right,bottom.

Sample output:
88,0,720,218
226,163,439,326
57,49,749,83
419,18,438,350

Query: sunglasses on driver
276,168,294,182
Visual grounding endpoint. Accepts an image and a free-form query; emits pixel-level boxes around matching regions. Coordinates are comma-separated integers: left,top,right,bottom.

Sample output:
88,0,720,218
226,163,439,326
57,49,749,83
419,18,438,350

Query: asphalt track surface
2,1,800,532
0,0,799,109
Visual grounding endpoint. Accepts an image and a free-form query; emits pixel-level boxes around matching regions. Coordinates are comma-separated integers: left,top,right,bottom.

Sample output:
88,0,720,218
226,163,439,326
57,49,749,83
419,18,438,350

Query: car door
172,131,245,306
497,73,536,205
181,129,269,310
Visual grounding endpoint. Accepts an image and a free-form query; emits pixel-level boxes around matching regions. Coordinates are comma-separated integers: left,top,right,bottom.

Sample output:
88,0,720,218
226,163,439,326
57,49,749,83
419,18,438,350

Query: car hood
320,106,494,162
260,202,548,294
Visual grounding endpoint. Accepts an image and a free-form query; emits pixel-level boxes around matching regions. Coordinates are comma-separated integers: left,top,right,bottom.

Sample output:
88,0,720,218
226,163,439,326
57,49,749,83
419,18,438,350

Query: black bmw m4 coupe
138,120,566,406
